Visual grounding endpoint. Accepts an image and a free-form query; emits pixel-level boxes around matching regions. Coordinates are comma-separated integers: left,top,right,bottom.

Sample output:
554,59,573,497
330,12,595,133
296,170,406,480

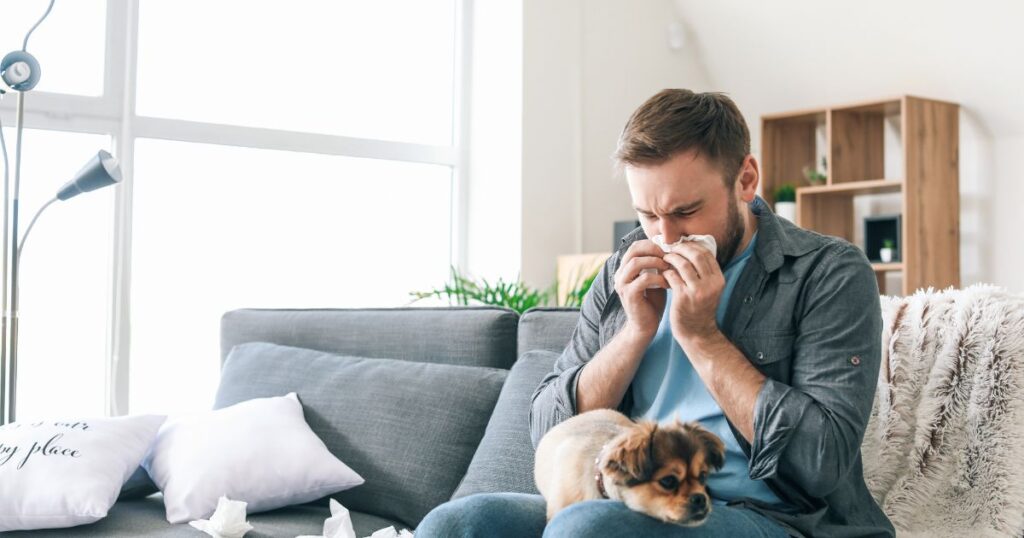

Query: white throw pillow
143,392,364,524
0,414,166,532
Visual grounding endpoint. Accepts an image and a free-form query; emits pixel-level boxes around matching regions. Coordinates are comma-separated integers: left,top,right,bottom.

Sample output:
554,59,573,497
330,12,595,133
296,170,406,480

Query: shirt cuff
749,377,810,481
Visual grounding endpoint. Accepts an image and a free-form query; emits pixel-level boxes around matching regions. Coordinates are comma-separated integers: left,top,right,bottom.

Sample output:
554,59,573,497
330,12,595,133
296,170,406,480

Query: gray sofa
9,306,577,537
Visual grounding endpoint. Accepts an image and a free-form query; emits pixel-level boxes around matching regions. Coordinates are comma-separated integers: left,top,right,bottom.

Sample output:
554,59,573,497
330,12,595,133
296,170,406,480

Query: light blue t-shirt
630,232,788,509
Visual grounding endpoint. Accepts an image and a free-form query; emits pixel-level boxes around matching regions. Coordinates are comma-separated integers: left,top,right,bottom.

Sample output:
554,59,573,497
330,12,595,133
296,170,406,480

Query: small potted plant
880,239,895,263
772,183,797,222
802,157,827,185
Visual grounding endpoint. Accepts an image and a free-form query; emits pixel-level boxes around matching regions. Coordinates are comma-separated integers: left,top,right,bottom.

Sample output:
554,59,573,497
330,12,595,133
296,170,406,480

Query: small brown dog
534,409,725,525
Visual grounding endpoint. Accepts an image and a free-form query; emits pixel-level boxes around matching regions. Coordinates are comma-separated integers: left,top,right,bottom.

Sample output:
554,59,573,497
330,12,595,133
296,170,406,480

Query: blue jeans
416,493,790,537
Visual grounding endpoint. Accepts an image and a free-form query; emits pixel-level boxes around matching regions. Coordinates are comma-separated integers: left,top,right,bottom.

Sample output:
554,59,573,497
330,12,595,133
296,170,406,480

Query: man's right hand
614,240,672,340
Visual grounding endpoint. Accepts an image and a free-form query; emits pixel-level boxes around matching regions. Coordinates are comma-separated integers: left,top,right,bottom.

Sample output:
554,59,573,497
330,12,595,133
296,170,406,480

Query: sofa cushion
2,495,406,537
517,308,579,356
214,342,508,528
221,307,519,369
0,414,165,533
451,350,560,499
142,393,364,524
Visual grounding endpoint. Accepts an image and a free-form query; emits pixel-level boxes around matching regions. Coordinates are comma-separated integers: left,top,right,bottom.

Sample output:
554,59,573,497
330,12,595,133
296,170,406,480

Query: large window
1,0,466,419
136,1,456,146
129,141,452,414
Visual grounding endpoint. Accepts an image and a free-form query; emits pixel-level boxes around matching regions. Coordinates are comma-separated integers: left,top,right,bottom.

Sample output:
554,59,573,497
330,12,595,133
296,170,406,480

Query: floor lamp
0,50,123,425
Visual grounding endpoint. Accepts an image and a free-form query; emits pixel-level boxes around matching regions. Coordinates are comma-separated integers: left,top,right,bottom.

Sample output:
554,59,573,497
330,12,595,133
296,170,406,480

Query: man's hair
614,89,751,186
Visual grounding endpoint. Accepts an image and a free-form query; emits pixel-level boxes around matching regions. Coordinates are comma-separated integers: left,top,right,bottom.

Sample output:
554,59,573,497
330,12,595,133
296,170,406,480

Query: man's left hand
662,242,725,346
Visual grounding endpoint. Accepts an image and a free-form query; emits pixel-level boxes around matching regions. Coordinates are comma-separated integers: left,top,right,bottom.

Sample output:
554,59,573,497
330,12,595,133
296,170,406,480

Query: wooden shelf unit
761,96,960,296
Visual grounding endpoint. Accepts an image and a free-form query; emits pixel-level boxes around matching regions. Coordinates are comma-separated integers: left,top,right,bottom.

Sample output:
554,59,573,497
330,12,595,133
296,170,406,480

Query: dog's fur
534,409,725,525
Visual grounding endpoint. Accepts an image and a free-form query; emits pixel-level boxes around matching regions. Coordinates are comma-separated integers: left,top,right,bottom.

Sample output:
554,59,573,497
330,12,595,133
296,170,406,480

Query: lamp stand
1,90,26,426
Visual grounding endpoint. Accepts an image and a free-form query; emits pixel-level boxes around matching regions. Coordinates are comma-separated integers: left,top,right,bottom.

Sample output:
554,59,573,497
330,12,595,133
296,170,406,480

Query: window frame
0,0,472,416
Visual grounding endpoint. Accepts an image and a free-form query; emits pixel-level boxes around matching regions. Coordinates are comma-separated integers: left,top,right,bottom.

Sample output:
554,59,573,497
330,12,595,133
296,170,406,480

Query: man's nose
658,222,684,244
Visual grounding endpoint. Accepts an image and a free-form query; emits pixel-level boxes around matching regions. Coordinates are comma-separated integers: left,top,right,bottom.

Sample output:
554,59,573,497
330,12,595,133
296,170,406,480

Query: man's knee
418,495,494,537
418,493,545,538
543,500,629,537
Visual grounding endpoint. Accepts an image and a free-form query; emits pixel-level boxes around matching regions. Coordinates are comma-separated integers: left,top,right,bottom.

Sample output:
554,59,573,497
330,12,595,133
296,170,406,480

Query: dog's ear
681,421,725,471
599,421,657,484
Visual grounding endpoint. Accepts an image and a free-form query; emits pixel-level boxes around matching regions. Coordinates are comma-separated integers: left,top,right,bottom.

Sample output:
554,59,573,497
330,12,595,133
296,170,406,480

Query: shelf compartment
761,111,827,206
829,99,901,184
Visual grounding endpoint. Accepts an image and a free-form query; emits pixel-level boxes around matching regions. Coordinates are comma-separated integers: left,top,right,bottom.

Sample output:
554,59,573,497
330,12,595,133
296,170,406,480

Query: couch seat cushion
2,495,405,537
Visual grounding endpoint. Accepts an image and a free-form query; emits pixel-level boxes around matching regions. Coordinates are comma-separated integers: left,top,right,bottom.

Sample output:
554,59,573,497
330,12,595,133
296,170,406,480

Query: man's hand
614,240,672,340
662,242,725,346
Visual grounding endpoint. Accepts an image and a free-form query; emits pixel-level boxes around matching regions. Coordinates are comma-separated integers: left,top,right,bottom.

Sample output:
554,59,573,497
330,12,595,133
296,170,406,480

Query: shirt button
756,351,764,360
851,356,861,365
743,295,753,304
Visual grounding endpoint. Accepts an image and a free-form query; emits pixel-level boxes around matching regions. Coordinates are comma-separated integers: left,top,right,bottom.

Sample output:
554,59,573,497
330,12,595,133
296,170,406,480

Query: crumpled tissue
189,496,254,538
296,499,413,538
651,233,717,257
641,234,718,288
367,526,414,538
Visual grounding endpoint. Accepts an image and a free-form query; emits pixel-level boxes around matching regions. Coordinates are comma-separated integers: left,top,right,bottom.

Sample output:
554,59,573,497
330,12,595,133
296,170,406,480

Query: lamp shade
56,150,122,201
0,50,41,92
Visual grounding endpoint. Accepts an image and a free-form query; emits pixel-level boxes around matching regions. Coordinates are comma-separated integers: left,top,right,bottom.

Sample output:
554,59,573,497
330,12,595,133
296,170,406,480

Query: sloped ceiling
673,0,1024,140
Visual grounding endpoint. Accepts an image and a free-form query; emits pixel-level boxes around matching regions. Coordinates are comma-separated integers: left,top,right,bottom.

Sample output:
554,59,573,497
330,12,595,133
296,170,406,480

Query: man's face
624,150,748,268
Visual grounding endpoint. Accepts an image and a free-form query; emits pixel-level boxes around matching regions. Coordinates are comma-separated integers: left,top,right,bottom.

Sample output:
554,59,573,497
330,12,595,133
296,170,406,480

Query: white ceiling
673,0,1024,139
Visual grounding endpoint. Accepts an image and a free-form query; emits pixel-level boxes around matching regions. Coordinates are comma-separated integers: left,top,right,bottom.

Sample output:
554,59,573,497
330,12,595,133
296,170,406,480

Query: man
418,90,895,537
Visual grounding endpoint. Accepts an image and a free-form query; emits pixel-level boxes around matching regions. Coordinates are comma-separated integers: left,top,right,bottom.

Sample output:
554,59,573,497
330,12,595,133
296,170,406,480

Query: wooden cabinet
761,96,959,296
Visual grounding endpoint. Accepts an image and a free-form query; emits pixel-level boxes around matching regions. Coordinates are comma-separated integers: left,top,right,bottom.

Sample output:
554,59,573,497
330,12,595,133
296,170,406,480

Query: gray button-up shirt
530,196,895,538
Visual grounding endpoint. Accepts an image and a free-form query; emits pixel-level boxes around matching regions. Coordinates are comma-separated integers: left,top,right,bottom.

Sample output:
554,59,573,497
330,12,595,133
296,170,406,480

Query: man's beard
717,195,746,268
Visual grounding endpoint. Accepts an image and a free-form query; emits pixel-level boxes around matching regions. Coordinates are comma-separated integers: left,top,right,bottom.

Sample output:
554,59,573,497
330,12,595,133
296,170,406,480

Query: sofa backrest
449,307,580,500
218,306,524,527
516,307,580,356
220,306,520,369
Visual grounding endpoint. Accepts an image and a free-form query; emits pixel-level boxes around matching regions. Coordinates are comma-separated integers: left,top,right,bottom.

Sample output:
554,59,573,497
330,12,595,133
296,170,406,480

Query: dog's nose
689,494,707,508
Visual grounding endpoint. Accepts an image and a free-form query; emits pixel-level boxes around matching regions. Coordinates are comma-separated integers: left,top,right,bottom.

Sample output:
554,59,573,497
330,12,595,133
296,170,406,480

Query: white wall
520,0,584,290
465,0,523,282
671,0,1024,292
519,0,711,289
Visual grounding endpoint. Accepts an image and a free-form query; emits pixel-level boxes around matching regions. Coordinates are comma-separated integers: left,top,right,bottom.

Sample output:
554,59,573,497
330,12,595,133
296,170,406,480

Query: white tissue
368,527,414,538
296,499,356,538
650,233,717,257
296,499,413,538
189,496,254,538
641,234,718,289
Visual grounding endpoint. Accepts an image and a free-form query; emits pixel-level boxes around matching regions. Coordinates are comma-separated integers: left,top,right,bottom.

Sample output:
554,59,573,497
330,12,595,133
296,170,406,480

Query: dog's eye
698,471,708,485
658,476,679,490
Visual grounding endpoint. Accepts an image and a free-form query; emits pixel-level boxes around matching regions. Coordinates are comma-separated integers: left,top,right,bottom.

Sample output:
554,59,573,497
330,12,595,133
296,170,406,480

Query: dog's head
597,419,725,526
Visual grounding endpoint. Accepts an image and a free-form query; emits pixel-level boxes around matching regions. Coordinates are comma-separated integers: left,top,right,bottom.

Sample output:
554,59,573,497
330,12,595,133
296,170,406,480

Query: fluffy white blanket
862,284,1024,537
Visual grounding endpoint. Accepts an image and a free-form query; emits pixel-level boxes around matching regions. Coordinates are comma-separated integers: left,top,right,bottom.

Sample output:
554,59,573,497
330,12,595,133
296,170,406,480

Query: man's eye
658,476,679,490
674,211,695,218
698,471,708,485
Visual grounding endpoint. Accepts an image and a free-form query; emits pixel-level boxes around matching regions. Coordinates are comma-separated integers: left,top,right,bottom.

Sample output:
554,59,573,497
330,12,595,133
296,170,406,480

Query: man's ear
736,154,759,204
599,421,657,485
682,421,726,471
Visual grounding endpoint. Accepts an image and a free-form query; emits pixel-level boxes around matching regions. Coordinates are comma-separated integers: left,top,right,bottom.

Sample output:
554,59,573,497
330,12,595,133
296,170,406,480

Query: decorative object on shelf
802,156,827,185
1,0,123,426
864,214,902,263
772,183,797,222
880,239,895,263
612,219,640,250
